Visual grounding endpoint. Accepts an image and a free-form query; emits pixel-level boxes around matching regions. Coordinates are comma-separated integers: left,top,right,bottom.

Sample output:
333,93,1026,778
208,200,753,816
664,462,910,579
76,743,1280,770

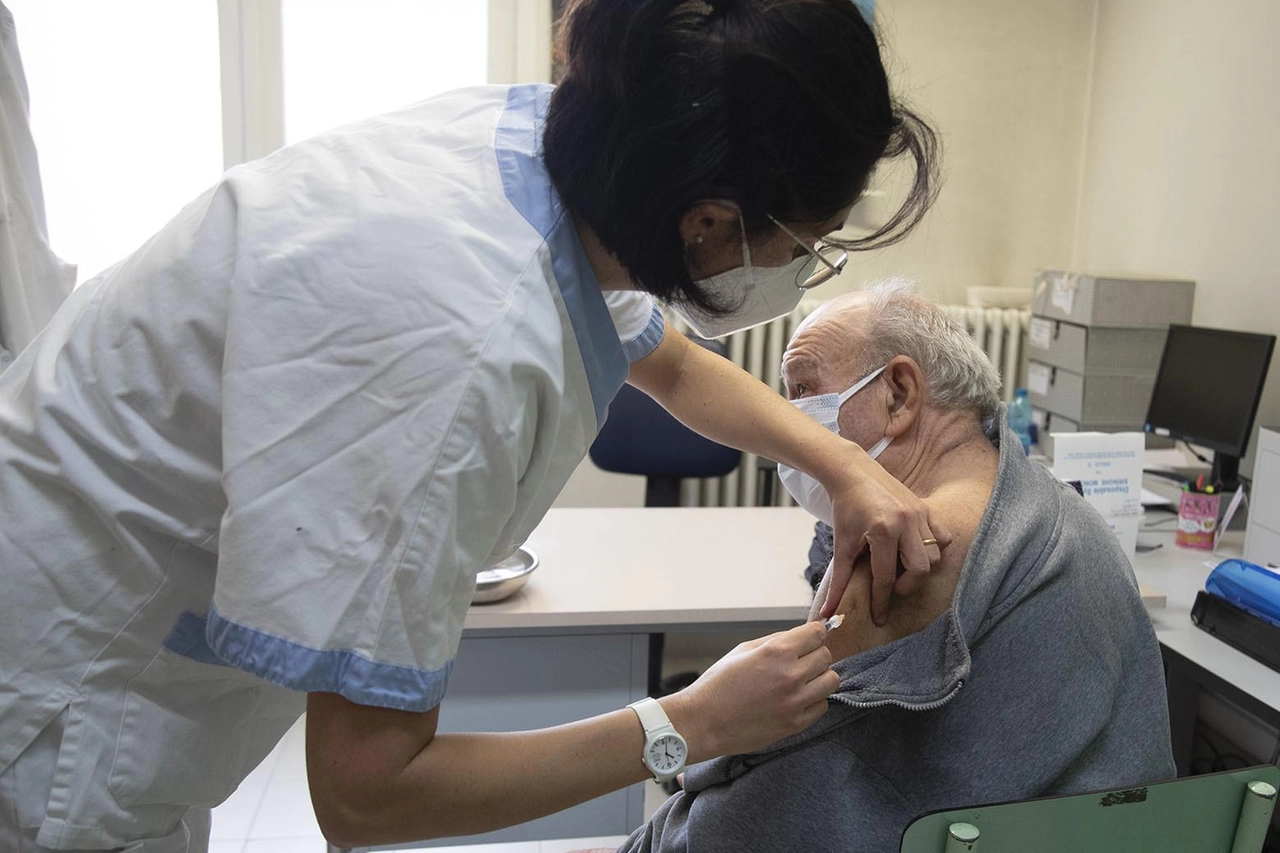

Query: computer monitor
1144,324,1276,490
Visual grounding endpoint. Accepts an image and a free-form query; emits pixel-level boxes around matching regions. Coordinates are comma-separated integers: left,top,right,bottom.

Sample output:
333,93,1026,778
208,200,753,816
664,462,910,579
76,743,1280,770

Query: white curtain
0,1,73,368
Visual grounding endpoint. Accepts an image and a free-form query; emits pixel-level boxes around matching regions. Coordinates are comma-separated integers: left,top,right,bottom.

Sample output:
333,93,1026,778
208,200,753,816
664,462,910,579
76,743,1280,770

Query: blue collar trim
494,84,628,430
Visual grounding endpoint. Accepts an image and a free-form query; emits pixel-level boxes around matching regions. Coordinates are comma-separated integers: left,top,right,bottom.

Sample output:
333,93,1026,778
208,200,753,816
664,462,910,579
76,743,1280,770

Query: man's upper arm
622,745,860,853
615,788,694,853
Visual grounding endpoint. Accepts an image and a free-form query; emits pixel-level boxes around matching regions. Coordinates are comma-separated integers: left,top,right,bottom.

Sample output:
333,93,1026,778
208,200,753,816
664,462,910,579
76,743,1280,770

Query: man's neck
891,410,999,499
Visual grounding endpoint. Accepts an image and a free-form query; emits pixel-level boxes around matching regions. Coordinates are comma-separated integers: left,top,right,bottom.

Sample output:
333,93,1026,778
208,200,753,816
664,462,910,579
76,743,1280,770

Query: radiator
674,301,1029,508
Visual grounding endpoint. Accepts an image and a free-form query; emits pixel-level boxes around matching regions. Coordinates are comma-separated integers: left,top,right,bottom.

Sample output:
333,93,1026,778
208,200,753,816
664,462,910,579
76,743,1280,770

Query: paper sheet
1053,432,1145,557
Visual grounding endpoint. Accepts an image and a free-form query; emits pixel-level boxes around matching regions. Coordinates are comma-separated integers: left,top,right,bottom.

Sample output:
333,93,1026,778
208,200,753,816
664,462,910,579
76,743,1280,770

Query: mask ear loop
866,434,893,460
836,365,887,406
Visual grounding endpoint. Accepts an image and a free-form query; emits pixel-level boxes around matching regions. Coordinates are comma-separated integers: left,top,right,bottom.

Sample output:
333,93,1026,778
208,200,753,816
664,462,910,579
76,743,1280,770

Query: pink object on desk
1177,491,1221,550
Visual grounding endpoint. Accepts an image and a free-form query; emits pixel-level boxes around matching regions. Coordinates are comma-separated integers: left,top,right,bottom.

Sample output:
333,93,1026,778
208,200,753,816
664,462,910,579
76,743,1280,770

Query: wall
1073,0,1280,470
816,0,1098,305
553,456,646,508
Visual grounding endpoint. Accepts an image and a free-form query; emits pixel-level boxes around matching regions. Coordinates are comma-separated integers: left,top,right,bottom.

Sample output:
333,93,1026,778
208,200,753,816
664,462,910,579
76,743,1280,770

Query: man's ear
882,355,925,439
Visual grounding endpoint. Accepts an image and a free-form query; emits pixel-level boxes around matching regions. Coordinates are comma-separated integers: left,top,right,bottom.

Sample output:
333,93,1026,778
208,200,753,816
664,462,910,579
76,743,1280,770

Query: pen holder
1176,491,1221,549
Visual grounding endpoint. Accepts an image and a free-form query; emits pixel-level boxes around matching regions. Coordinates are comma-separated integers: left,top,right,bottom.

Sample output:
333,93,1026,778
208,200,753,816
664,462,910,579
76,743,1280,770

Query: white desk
1131,528,1280,775
465,507,817,633
423,507,1280,848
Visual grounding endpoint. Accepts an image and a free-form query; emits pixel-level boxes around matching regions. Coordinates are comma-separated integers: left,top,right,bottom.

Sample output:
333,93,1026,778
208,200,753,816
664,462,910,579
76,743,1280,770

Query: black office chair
589,337,743,703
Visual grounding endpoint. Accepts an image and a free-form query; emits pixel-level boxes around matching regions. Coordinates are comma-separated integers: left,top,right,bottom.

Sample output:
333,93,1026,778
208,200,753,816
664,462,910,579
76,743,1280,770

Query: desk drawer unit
1027,316,1168,376
1026,360,1155,426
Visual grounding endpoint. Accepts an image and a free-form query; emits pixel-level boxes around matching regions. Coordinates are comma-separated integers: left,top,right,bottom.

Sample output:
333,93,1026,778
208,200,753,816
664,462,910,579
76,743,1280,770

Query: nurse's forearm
309,694,704,846
629,328,865,485
404,712,657,838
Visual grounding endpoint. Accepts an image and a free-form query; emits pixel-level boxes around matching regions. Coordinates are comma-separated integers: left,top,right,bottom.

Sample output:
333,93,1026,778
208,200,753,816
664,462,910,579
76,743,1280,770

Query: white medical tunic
0,84,664,849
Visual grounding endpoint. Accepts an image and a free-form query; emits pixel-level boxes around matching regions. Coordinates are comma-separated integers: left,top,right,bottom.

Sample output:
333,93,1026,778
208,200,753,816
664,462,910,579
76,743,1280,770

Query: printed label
1050,274,1077,314
1028,363,1053,396
1029,317,1054,350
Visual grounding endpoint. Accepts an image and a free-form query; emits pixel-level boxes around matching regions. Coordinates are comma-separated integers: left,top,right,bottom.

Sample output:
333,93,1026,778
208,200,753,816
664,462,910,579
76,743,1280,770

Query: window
281,0,488,144
8,0,223,284
7,0,539,284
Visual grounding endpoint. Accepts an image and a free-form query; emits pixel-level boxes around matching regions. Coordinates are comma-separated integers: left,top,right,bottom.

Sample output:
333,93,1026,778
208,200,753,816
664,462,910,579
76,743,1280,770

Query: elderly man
616,281,1175,853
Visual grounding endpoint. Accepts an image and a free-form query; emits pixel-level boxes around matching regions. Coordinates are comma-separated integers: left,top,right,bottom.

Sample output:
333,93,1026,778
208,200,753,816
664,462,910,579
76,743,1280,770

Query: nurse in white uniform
0,0,947,849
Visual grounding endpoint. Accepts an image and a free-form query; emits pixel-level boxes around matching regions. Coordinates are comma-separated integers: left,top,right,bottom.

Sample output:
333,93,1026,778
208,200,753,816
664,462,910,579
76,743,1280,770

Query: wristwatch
627,697,688,783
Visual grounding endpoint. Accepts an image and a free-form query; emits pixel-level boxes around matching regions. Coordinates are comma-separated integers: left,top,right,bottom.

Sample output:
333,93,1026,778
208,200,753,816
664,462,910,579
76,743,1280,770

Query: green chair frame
901,765,1279,853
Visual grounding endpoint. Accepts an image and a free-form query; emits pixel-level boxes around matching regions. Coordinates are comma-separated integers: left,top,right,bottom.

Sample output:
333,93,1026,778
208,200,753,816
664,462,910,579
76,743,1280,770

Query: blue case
1205,559,1280,628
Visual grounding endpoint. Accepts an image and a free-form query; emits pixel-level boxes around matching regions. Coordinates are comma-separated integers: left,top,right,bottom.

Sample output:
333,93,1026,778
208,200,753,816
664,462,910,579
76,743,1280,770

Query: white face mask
777,365,891,524
669,212,819,340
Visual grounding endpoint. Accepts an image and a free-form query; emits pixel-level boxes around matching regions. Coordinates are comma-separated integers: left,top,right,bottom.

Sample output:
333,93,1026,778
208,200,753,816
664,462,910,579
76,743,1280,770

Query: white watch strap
627,697,672,735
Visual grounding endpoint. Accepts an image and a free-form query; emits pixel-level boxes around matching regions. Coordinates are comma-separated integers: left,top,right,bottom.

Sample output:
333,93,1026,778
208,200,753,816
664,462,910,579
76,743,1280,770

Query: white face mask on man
668,208,820,340
777,364,892,524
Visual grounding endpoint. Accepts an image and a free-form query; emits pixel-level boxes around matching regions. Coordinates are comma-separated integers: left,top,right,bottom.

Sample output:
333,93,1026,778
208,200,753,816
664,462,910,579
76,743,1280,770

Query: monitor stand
1144,453,1243,493
1211,452,1242,493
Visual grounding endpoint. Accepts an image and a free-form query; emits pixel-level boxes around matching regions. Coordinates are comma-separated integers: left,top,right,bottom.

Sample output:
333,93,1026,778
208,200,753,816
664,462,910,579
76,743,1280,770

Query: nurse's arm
306,695,652,846
626,326,951,624
305,620,837,846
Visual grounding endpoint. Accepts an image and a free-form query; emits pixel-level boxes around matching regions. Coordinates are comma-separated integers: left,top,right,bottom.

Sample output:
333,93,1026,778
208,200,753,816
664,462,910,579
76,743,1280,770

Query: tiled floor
211,716,659,853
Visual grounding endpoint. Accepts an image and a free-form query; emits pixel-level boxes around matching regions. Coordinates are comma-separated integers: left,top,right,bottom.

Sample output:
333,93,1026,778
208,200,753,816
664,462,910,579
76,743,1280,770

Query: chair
588,338,743,701
900,765,1279,853
588,340,742,508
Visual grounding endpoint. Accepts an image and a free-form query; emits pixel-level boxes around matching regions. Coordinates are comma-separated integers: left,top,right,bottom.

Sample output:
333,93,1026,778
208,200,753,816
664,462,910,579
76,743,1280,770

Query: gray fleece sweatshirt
620,420,1175,852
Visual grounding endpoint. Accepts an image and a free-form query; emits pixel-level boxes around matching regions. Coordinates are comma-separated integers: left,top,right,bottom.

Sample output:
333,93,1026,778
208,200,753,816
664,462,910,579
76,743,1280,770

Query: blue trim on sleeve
205,604,452,712
621,305,666,364
494,84,628,429
163,611,232,667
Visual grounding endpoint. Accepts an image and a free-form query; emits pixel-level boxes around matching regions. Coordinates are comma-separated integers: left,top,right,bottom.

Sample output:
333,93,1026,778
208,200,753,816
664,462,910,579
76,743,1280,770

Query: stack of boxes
1026,270,1195,456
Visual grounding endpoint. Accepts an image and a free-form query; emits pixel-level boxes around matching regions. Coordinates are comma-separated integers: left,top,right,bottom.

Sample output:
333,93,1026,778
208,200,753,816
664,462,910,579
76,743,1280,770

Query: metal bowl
473,547,539,604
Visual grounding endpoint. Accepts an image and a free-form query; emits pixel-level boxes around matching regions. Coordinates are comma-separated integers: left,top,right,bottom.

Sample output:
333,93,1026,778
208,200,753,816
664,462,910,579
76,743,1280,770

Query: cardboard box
1031,270,1194,329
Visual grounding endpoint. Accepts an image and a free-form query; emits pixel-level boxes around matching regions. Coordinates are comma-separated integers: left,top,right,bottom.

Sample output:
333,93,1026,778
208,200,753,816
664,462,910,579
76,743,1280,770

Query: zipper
830,680,964,713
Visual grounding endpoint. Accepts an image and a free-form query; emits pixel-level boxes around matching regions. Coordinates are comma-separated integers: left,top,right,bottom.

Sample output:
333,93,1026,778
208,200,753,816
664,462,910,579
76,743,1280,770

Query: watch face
646,733,687,775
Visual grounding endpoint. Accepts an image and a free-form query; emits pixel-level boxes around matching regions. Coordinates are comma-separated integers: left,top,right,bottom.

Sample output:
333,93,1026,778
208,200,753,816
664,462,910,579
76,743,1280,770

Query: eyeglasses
766,214,849,290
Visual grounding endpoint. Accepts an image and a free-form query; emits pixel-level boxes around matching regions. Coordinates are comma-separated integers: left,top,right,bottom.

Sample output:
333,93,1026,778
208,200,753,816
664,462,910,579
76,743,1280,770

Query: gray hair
854,279,1002,420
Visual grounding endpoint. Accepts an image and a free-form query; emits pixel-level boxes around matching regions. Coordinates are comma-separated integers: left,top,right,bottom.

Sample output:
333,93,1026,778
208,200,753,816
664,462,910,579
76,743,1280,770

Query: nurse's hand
662,621,839,762
821,447,953,626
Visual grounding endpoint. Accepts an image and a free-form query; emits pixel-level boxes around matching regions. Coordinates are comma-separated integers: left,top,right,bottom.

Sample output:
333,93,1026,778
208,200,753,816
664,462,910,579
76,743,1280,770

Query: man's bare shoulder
824,447,998,658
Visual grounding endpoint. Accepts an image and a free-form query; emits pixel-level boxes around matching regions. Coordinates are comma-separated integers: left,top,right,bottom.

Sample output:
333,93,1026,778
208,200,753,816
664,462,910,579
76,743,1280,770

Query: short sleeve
207,234,528,713
604,291,665,363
